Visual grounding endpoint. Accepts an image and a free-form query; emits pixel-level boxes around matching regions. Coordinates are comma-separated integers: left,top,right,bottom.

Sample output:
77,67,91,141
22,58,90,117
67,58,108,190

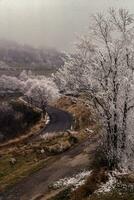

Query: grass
0,151,50,192
55,96,96,131
48,168,134,200
47,188,134,200
0,117,45,150
0,131,84,192
0,99,43,149
48,182,134,200
48,188,71,200
70,169,108,200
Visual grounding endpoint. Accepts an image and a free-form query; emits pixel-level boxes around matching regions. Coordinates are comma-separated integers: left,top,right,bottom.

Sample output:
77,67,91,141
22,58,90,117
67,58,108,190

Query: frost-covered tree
0,71,59,114
53,50,92,93
0,75,22,91
54,8,134,170
23,76,59,114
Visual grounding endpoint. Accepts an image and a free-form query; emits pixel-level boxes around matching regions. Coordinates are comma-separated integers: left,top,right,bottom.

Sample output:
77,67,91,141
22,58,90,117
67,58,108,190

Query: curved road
44,106,73,133
30,106,73,142
0,106,99,200
0,106,75,200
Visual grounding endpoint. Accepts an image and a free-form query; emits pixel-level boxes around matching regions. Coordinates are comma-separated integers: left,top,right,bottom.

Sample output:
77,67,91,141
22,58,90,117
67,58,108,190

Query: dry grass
0,131,81,191
71,168,108,200
45,140,71,154
0,117,46,152
0,152,51,192
116,173,134,184
55,96,96,131
46,169,110,200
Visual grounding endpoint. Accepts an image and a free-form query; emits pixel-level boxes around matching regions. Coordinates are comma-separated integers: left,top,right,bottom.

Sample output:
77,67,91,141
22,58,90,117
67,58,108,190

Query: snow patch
52,170,92,190
96,173,117,194
95,170,133,194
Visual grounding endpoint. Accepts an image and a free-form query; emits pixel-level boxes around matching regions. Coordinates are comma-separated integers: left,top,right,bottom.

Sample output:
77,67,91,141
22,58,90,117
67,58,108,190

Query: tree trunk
122,101,127,150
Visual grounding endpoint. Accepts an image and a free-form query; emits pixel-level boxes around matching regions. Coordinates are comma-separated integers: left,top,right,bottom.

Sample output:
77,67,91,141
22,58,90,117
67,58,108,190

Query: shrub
11,100,41,124
45,141,71,155
0,100,41,142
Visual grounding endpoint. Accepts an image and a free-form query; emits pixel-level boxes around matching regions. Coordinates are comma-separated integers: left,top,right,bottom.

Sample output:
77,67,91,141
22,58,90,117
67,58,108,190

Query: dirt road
1,134,98,200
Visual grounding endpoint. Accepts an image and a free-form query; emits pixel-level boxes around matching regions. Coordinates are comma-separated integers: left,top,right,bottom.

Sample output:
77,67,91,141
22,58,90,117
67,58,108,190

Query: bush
11,100,41,124
0,100,41,142
45,141,71,155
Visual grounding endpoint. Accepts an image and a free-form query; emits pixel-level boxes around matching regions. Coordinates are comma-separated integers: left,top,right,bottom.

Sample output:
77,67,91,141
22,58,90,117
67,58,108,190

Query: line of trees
0,70,59,113
0,39,64,70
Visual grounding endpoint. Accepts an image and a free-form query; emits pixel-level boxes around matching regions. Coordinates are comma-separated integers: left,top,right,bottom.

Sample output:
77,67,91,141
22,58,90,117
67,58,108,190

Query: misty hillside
0,40,64,71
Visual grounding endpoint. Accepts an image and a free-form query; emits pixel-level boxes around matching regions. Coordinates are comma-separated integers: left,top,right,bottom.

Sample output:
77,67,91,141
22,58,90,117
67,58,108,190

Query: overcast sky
0,0,134,51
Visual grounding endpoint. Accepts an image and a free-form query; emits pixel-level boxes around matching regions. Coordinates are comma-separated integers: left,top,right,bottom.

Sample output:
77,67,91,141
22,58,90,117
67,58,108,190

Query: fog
0,0,134,51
